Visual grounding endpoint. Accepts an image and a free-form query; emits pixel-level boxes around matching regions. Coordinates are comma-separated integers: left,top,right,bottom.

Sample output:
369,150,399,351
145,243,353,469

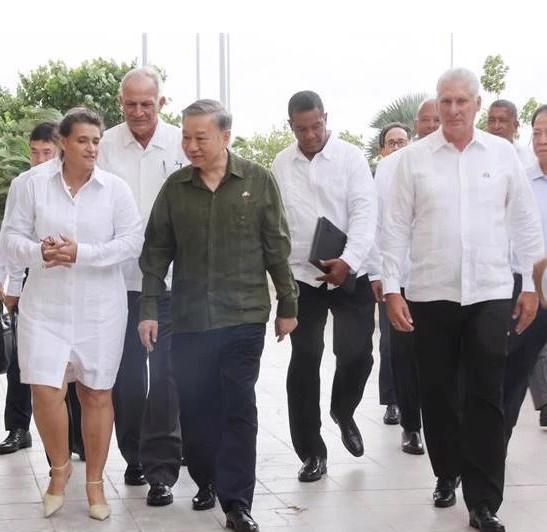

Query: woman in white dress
3,108,143,520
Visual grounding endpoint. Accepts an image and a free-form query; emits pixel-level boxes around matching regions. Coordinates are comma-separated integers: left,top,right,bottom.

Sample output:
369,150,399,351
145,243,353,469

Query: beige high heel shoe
43,459,72,518
87,479,111,521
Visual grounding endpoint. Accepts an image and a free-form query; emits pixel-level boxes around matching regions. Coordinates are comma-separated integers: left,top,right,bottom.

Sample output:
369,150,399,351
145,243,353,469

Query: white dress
2,161,143,389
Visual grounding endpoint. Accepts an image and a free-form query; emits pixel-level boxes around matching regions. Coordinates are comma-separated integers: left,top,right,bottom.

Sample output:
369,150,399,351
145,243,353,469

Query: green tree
338,130,366,150
480,54,509,99
366,92,428,161
232,124,294,168
17,58,136,128
520,97,541,125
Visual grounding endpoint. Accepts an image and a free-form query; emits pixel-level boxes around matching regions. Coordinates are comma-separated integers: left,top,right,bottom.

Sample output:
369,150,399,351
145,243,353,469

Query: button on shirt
382,128,544,305
97,119,187,291
272,134,377,288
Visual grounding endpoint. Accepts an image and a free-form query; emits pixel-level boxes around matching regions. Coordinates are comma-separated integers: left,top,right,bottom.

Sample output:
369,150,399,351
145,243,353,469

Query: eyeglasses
385,139,409,149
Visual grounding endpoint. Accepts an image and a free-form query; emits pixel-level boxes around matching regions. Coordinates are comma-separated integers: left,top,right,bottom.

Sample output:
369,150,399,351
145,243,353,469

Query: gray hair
489,99,518,121
182,99,232,130
415,98,438,119
436,68,480,98
120,66,163,98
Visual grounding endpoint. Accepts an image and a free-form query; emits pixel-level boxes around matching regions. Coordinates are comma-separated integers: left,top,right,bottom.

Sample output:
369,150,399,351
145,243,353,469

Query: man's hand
533,257,547,307
315,258,350,286
370,280,383,303
385,293,414,332
513,291,539,335
138,320,158,351
275,317,298,342
4,295,19,314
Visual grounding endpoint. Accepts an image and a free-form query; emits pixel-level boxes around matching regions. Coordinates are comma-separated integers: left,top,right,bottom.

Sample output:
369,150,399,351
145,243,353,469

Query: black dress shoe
192,483,215,510
401,430,425,455
331,412,364,457
469,506,505,531
226,506,259,532
147,482,173,506
0,429,32,455
124,463,146,486
433,477,459,508
383,404,400,425
298,456,327,482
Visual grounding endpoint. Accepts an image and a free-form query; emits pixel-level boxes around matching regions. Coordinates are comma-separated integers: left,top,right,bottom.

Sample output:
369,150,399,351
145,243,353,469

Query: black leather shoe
124,463,146,486
433,477,459,508
192,483,215,510
469,506,505,531
226,506,259,532
0,429,32,455
331,412,364,457
401,430,425,455
298,456,327,482
383,404,400,425
147,482,173,506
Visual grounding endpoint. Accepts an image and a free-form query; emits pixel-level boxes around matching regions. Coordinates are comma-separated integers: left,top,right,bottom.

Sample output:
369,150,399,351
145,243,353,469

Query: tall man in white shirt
272,91,378,482
383,69,543,532
97,67,186,507
375,98,440,456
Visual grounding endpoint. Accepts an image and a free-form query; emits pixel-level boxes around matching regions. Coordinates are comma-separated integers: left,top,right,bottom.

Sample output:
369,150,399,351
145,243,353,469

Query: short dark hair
489,99,518,121
29,121,59,143
59,107,104,138
378,122,411,148
531,104,547,127
288,91,324,118
182,99,232,130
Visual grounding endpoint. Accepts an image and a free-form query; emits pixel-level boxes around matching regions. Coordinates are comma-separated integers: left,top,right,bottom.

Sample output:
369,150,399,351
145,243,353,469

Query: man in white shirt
383,68,543,532
375,122,411,427
97,67,186,507
272,91,378,482
487,99,535,167
375,98,440,456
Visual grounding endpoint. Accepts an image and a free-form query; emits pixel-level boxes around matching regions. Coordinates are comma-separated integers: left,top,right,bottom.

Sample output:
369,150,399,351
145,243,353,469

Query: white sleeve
76,180,144,268
339,152,377,272
382,153,414,294
507,153,544,292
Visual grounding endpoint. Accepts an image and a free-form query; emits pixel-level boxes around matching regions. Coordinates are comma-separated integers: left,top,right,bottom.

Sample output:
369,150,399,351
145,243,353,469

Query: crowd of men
1,65,547,532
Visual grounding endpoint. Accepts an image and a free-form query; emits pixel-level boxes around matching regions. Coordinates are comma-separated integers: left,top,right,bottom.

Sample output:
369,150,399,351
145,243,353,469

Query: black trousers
378,303,397,405
287,277,375,462
389,290,421,431
171,323,265,513
504,274,547,443
112,291,182,486
409,299,512,513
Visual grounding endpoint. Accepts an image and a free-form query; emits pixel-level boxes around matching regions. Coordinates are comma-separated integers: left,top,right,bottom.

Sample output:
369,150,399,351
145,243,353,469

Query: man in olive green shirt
138,99,298,532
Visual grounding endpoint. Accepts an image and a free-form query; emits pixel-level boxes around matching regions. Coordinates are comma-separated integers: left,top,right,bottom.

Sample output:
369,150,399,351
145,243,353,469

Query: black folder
308,217,356,293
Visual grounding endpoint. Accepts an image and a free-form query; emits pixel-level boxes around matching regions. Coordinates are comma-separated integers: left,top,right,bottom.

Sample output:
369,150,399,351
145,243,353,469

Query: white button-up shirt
3,162,143,389
272,134,377,288
382,128,544,305
97,119,187,291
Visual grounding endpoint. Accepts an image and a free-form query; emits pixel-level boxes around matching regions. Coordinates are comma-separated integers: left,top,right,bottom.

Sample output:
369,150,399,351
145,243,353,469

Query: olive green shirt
139,151,298,332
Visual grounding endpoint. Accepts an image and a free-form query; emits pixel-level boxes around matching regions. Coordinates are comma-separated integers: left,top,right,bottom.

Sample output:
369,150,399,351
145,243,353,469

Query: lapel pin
242,191,251,198
482,172,491,178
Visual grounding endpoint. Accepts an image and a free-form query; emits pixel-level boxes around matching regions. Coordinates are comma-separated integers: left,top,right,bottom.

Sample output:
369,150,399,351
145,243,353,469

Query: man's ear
223,129,231,145
324,112,328,124
158,96,166,111
288,118,294,131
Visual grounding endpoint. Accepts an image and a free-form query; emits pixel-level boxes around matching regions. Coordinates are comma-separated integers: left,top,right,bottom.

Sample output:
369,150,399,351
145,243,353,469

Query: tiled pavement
1,316,546,531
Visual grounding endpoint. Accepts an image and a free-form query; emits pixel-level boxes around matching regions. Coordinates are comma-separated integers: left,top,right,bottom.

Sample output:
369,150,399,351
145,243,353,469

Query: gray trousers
529,342,547,410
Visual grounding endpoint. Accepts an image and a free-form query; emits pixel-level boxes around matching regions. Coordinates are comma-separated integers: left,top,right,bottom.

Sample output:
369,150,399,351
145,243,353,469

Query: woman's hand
41,235,78,268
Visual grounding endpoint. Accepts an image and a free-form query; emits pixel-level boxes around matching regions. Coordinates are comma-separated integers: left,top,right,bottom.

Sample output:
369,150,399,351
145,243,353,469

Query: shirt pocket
475,168,508,207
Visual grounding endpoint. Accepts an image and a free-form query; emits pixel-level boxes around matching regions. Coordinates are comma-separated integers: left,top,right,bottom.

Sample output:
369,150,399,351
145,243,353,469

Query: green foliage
366,92,428,161
0,135,30,219
480,55,509,98
338,130,365,150
17,58,137,128
160,111,182,127
232,124,294,169
520,97,541,125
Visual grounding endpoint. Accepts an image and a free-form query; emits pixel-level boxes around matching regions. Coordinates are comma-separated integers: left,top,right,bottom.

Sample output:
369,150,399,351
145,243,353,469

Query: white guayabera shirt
3,161,143,389
383,128,544,305
97,118,187,292
272,134,377,288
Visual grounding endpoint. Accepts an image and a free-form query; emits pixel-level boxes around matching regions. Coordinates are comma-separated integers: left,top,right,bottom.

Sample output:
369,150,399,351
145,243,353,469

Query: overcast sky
2,1,545,144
